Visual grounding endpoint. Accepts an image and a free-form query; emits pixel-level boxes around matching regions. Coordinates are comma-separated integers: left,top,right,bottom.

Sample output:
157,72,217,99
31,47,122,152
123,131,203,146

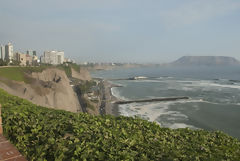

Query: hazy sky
0,0,240,63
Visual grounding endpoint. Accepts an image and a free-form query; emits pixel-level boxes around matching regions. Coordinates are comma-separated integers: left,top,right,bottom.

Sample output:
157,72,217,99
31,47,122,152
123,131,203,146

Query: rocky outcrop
0,68,82,112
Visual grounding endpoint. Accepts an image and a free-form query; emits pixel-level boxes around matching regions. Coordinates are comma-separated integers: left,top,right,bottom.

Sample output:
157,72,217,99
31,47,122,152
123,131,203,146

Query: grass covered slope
0,67,46,82
0,89,240,160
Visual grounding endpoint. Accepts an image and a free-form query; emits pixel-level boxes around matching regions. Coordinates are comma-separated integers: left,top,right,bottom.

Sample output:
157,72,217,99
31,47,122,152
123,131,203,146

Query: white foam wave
201,83,240,89
183,80,240,90
132,79,163,83
176,80,199,83
118,102,164,122
118,101,199,129
168,123,197,129
110,82,125,87
134,76,148,79
118,99,204,124
156,76,174,80
167,111,188,119
111,87,129,101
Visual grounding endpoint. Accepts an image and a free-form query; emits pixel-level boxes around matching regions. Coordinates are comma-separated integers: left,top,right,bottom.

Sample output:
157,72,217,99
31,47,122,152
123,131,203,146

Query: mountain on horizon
171,56,240,66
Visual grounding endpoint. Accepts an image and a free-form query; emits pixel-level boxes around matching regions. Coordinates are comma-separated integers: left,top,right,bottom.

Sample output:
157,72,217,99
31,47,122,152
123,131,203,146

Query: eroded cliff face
71,68,91,81
0,68,82,112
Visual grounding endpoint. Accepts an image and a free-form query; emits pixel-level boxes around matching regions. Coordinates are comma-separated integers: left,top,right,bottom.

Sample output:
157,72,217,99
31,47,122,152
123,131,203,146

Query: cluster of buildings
0,42,39,66
80,62,117,66
15,50,39,66
0,42,74,66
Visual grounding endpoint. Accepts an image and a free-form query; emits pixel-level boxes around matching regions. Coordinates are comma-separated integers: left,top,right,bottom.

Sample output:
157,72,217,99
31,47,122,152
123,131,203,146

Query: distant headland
171,56,240,66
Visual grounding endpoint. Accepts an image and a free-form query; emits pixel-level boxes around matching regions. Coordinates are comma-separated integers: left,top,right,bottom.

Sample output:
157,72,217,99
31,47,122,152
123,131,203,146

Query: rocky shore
98,79,190,117
98,80,120,116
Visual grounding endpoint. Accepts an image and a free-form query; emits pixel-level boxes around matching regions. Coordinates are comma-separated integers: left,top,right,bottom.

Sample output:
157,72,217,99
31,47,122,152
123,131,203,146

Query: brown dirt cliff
71,67,91,81
0,68,82,112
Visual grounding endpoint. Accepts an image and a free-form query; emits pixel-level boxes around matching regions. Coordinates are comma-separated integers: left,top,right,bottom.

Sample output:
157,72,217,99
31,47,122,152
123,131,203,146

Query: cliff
172,56,240,66
71,67,91,81
0,68,82,112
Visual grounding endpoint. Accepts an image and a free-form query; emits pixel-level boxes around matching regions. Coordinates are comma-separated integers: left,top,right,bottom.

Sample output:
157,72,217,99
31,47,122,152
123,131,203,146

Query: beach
98,80,120,116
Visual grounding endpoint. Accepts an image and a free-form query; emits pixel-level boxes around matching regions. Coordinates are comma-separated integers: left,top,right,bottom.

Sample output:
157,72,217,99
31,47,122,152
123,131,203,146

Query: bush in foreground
0,88,240,161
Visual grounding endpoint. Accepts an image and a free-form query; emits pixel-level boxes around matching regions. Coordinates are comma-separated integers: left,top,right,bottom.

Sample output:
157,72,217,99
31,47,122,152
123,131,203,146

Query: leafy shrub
0,88,240,160
77,80,96,94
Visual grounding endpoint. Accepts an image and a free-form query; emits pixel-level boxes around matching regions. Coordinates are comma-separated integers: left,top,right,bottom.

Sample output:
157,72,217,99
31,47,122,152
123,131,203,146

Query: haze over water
92,66,240,139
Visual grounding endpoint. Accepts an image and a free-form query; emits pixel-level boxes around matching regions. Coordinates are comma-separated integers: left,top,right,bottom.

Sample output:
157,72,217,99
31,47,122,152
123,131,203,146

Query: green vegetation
0,59,9,66
69,63,81,72
0,67,25,81
56,63,81,78
57,65,72,77
23,66,47,73
10,60,21,66
0,64,80,82
0,88,240,160
77,80,96,94
75,80,97,110
0,65,75,83
92,99,99,103
81,97,95,110
0,67,46,83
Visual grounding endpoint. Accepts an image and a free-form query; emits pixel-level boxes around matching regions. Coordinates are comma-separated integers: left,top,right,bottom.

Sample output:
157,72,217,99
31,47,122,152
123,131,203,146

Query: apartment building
42,51,64,65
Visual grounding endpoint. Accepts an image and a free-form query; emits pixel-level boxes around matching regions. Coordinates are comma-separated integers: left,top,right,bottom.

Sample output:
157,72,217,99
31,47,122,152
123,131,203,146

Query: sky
0,0,240,63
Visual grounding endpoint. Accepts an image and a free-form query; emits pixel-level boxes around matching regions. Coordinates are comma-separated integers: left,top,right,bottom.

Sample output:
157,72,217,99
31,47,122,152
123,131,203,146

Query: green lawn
0,65,80,83
0,66,47,83
0,67,26,82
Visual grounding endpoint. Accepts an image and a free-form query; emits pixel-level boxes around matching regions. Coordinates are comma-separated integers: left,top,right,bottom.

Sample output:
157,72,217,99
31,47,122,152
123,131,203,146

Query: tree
10,60,21,66
0,59,9,66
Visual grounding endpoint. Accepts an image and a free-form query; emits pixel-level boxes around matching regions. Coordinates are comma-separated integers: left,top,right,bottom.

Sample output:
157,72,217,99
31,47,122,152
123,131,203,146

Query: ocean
91,66,240,139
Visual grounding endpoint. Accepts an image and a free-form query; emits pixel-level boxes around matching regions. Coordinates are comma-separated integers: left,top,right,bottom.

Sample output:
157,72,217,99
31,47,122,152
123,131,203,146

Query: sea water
91,66,240,139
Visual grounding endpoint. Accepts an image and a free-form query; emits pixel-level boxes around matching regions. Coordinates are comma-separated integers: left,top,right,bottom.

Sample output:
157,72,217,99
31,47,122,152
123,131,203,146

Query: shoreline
99,79,121,116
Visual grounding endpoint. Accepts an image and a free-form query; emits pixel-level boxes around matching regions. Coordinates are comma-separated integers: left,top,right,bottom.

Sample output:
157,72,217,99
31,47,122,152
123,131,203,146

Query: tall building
42,51,64,65
26,50,33,56
26,50,36,56
5,43,13,61
0,45,5,60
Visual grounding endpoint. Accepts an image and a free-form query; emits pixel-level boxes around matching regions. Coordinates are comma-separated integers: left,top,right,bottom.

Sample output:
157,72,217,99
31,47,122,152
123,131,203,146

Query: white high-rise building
0,45,5,60
5,42,13,61
42,51,64,65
